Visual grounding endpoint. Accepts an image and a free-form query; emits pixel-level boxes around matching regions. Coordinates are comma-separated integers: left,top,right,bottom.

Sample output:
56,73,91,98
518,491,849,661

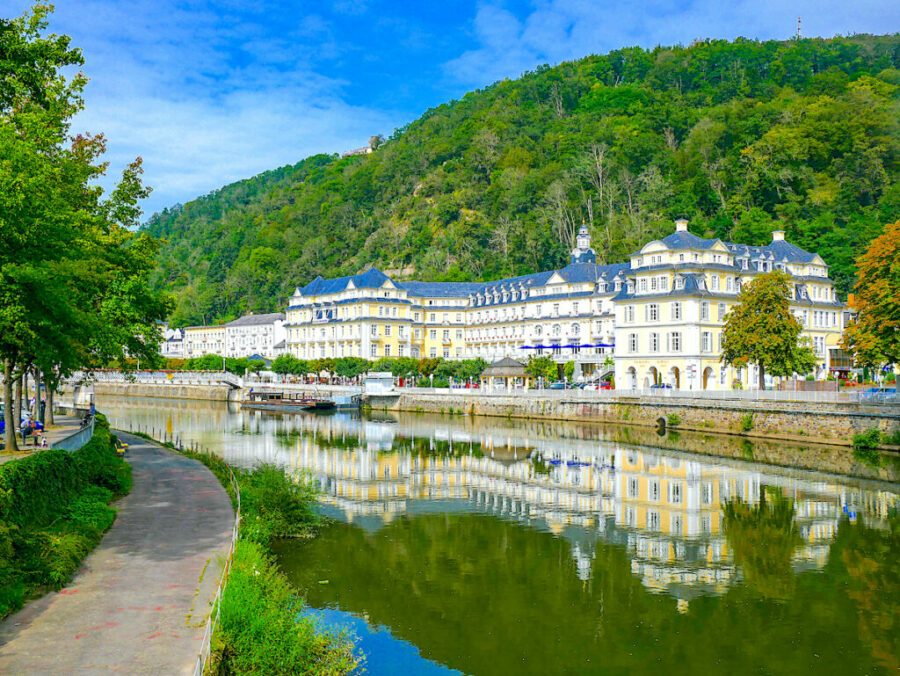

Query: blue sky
9,0,899,218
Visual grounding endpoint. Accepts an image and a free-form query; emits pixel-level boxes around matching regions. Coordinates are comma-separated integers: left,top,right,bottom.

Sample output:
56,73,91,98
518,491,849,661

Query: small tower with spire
570,223,597,264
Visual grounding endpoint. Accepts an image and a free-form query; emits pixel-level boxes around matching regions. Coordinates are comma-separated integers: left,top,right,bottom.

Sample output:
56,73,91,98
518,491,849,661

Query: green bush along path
0,432,234,674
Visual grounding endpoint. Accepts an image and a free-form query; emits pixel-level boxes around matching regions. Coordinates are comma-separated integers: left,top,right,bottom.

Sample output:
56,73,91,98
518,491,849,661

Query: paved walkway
0,433,234,674
0,415,83,464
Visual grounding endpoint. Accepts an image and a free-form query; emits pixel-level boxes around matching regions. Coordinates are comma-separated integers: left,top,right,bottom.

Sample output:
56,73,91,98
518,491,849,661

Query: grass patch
666,413,681,427
740,413,755,432
212,540,359,675
0,414,131,618
178,448,361,674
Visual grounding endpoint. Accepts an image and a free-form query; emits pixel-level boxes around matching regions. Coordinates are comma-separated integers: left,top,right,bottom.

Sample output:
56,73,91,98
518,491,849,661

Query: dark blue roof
641,230,820,266
299,267,394,296
658,231,720,251
400,281,484,298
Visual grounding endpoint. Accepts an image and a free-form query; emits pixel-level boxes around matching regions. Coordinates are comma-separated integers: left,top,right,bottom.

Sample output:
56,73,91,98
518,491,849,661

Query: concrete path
0,415,83,464
0,433,234,674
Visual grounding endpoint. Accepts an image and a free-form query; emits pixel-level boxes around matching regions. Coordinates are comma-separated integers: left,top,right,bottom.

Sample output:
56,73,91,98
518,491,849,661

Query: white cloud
445,0,900,86
10,0,405,217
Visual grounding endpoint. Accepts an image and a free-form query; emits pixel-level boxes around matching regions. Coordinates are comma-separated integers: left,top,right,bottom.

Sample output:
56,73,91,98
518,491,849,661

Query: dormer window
674,277,684,290
627,281,635,293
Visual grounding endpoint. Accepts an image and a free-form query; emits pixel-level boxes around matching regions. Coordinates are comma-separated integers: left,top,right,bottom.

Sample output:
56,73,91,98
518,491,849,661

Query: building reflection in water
100,397,898,604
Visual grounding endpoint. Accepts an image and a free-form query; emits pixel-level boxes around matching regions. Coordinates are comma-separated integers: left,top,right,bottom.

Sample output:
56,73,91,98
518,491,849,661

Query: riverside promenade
0,433,234,674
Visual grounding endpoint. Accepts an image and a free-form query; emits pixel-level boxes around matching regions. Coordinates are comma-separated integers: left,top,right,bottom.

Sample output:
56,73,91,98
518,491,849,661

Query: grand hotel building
284,221,846,389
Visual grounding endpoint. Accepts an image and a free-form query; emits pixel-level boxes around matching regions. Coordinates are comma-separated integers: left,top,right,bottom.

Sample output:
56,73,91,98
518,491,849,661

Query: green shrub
239,465,321,547
852,428,883,451
666,413,681,427
851,428,884,467
214,541,360,675
0,416,130,618
740,413,755,432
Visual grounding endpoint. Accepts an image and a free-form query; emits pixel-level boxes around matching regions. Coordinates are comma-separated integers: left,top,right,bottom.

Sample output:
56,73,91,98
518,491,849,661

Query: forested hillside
145,35,900,325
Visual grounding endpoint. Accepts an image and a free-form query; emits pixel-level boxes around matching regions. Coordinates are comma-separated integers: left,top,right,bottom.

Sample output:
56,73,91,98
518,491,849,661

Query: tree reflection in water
723,487,802,600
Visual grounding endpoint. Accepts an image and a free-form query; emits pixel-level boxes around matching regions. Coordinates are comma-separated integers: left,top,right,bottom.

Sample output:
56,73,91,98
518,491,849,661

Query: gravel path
0,433,234,674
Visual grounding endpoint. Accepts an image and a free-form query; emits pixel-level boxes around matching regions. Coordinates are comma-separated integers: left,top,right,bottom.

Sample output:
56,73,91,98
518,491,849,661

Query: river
98,396,900,676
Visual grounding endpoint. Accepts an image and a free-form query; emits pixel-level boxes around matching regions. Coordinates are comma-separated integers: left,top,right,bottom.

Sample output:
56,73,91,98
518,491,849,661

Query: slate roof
642,231,820,265
400,281,484,298
227,312,285,327
299,267,393,296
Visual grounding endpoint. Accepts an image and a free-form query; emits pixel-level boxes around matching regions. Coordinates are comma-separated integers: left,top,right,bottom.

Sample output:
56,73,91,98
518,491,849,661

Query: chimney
772,230,785,242
675,218,688,233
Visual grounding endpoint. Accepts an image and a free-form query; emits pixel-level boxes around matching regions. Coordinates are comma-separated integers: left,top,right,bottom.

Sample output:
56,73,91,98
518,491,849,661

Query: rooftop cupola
675,218,689,232
772,230,785,242
570,223,597,264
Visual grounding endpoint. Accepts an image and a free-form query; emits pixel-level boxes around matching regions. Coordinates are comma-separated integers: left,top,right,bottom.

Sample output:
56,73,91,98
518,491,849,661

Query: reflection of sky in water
304,607,462,676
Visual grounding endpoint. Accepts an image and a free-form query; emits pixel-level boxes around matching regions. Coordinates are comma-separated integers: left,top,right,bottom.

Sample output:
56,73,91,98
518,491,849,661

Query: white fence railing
375,385,899,407
70,370,243,388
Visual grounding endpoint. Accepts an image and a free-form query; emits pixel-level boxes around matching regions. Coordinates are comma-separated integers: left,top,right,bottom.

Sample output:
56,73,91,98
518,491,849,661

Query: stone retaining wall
92,382,235,402
364,392,900,448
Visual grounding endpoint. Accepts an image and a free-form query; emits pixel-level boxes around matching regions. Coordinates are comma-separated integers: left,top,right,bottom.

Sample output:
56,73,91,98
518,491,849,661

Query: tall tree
0,4,171,450
842,219,900,367
721,271,817,389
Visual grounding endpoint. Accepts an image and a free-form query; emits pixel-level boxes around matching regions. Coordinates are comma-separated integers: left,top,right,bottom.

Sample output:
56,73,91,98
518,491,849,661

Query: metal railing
52,417,95,452
193,454,240,676
69,370,243,388
380,385,899,407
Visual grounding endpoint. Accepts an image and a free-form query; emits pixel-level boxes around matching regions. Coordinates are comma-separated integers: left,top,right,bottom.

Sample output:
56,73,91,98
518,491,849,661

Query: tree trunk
4,360,19,452
14,374,22,427
48,385,55,425
32,367,41,419
758,363,766,391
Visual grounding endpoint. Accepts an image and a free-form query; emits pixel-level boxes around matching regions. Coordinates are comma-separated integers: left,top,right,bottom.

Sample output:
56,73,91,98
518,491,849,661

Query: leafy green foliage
721,271,818,388
180,450,360,673
0,414,131,617
214,541,360,675
740,412,755,432
525,356,558,382
666,413,681,427
723,488,802,599
843,219,900,366
238,465,321,547
0,4,171,449
144,36,900,325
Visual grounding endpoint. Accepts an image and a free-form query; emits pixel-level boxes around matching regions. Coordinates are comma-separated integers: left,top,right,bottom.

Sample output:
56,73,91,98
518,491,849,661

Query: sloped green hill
145,35,900,325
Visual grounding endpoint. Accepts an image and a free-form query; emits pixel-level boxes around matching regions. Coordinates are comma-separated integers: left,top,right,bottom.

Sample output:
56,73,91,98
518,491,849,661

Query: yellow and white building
283,221,844,387
614,219,845,390
285,226,625,378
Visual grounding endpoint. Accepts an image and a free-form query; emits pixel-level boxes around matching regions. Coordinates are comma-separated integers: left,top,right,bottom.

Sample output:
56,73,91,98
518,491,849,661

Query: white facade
613,220,845,391
224,313,286,359
160,328,184,359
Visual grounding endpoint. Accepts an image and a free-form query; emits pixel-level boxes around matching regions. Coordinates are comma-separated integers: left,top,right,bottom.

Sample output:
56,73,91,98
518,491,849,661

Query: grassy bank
0,414,132,618
175,448,361,675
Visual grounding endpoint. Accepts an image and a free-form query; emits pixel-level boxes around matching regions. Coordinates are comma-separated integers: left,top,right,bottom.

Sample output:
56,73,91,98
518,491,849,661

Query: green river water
98,397,900,676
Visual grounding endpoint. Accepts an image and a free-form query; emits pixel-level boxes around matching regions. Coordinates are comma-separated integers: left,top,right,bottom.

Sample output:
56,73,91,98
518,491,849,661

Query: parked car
600,381,614,390
547,381,567,390
650,383,673,389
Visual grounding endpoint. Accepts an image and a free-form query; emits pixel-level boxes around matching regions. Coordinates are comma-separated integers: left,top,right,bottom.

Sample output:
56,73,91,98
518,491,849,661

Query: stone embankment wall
91,382,235,402
364,392,900,448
